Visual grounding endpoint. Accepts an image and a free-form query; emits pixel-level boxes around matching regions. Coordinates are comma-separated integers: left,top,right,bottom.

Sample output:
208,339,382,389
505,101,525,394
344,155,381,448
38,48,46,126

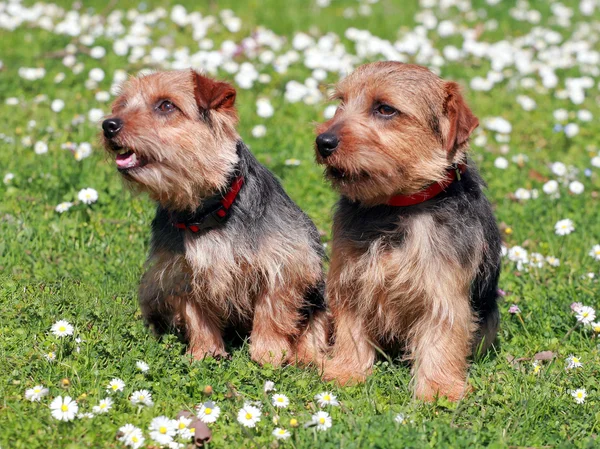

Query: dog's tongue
115,151,138,169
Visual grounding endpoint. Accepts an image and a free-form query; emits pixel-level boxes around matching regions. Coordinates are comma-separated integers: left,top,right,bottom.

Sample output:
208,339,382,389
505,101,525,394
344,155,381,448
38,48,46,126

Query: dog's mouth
112,145,149,172
326,166,370,182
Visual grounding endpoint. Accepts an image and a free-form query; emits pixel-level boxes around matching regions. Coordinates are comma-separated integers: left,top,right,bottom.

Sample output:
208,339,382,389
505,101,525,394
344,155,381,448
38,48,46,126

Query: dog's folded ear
192,70,237,113
443,81,479,154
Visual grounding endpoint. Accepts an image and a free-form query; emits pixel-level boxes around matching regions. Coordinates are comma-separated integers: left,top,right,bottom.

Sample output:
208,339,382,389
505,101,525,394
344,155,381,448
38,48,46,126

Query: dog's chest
334,215,447,332
181,231,260,316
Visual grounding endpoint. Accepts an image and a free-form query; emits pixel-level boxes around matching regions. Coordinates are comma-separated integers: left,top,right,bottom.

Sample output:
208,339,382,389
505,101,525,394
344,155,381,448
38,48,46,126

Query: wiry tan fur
316,62,490,401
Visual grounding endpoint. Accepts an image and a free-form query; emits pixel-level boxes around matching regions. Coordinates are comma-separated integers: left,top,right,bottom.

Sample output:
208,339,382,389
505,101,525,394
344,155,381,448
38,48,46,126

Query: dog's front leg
322,305,376,385
184,301,228,360
410,290,476,402
249,288,299,367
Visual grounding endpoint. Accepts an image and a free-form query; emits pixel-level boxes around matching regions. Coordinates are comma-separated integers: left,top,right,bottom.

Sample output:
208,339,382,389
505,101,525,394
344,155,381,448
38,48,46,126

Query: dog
101,70,328,367
314,62,501,401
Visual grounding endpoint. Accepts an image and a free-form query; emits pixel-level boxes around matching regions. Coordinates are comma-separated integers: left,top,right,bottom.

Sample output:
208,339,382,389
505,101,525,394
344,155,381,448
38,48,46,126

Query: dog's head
315,62,478,204
102,70,240,210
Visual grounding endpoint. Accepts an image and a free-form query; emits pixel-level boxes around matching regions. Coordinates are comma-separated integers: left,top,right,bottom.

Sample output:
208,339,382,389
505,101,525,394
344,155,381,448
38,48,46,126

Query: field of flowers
1,0,600,447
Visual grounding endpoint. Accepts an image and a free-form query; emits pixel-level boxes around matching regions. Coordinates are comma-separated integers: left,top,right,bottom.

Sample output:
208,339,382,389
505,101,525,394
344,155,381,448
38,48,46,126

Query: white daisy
264,380,276,392
569,181,584,195
237,404,261,428
44,351,56,361
272,427,291,439
107,378,125,393
130,389,153,407
394,413,406,424
55,202,73,213
554,219,574,236
546,256,560,267
572,388,587,404
92,398,113,414
175,415,193,439
312,410,332,431
197,401,221,424
566,355,583,370
136,361,150,373
25,385,49,402
256,98,274,118
3,173,14,184
149,416,177,446
315,392,340,407
51,99,65,112
118,424,140,441
576,306,596,325
588,245,600,261
51,319,74,337
251,124,266,138
271,394,290,408
78,188,98,205
123,427,145,449
494,157,508,169
34,141,48,154
50,396,78,421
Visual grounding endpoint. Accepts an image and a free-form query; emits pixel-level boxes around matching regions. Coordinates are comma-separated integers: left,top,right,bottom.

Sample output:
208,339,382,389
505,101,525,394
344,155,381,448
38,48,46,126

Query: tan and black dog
102,70,328,367
315,62,501,401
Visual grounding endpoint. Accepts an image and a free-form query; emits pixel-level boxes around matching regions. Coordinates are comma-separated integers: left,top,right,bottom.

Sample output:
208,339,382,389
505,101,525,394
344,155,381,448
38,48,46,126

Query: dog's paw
188,346,229,362
249,338,291,367
321,362,369,386
414,378,471,402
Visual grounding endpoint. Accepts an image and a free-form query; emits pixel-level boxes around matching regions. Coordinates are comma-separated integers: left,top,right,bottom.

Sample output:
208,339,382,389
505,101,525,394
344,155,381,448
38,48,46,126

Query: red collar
171,176,244,233
386,164,467,207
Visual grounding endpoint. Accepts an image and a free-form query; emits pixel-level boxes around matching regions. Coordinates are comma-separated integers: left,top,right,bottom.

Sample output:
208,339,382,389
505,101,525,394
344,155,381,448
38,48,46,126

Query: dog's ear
443,82,478,154
192,70,237,112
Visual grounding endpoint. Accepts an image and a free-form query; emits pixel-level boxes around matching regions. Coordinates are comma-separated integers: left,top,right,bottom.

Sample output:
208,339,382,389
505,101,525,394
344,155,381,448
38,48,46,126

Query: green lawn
1,0,600,447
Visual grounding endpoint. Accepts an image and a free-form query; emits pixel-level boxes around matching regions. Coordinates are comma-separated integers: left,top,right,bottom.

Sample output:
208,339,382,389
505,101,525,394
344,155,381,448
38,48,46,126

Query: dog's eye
375,104,398,117
156,100,176,114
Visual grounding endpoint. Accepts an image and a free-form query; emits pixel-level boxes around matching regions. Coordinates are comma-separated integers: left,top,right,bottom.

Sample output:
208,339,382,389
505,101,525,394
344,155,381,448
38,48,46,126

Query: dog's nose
316,132,339,158
102,118,123,139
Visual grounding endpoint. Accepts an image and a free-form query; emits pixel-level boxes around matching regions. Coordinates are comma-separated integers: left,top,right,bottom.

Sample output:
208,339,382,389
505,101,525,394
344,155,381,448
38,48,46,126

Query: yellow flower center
34,388,40,393
100,403,106,409
179,422,186,429
61,404,68,412
290,419,298,427
139,396,145,400
582,312,589,317
159,426,167,434
577,392,583,398
190,428,195,433
205,408,212,414
59,326,66,332
112,385,118,390
132,436,139,443
319,417,325,424
278,429,286,434
573,358,579,363
245,413,253,420
323,395,330,401
277,398,283,402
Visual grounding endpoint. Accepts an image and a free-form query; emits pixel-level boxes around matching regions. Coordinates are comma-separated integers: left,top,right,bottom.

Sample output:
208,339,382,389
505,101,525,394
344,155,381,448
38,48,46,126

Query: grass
1,0,600,447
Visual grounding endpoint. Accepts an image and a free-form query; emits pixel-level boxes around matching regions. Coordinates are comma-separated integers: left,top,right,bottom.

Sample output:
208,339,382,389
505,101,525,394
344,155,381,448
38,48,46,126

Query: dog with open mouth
315,61,502,401
102,70,328,366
